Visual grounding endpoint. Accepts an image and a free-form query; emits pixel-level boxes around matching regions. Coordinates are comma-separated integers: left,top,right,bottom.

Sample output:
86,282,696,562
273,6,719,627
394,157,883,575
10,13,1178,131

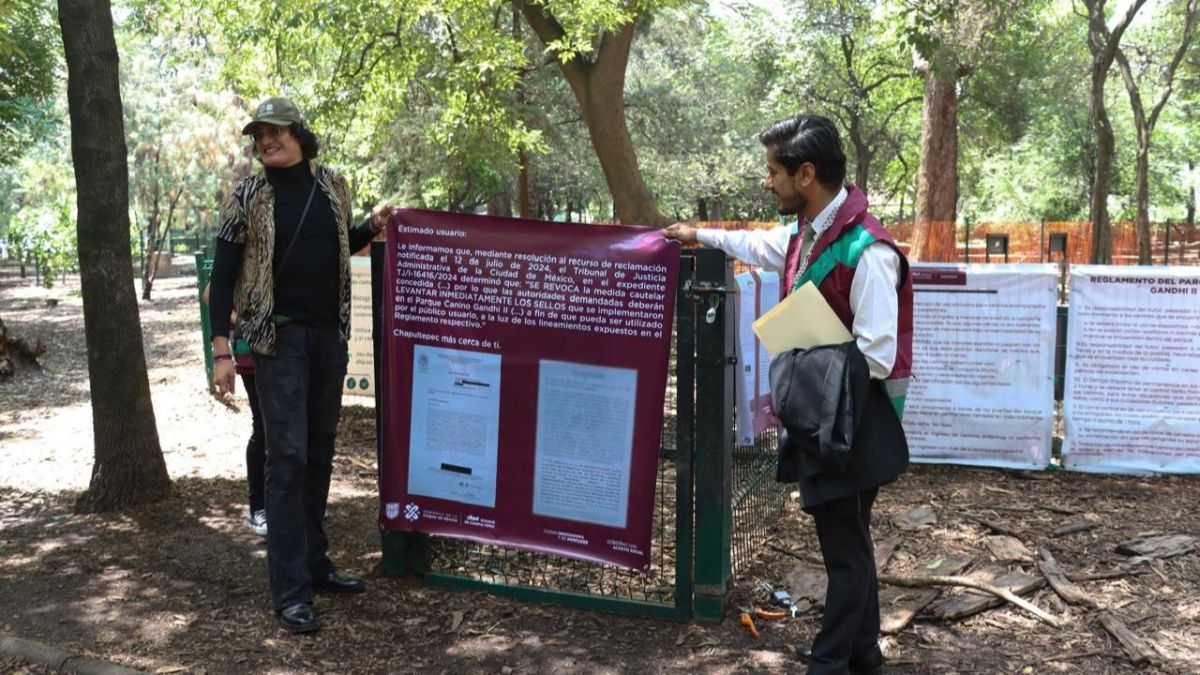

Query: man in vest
665,114,912,675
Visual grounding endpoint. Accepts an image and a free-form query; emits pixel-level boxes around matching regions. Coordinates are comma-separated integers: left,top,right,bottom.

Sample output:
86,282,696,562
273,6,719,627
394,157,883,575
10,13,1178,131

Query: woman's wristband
214,353,234,362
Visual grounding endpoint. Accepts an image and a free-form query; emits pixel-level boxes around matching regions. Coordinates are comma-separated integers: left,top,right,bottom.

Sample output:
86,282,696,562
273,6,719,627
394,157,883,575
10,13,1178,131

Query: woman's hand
213,358,237,396
212,335,236,396
370,204,399,234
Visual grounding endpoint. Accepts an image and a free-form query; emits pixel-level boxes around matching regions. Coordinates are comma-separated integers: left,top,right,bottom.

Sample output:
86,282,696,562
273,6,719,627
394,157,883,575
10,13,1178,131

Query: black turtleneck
267,160,340,329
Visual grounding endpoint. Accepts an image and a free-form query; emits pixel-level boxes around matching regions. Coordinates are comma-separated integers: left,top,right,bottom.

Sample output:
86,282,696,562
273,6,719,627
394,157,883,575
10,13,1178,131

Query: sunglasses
250,125,289,142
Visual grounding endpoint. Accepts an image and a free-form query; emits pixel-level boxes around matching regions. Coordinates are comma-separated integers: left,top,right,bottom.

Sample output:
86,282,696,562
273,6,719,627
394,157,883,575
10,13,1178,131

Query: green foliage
0,0,59,165
117,22,248,253
772,0,923,206
625,4,777,220
3,0,1199,247
2,127,78,286
174,0,540,211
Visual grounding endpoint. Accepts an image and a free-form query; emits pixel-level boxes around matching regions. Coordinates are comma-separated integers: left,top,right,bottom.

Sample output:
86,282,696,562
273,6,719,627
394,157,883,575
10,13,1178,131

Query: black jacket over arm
770,341,908,510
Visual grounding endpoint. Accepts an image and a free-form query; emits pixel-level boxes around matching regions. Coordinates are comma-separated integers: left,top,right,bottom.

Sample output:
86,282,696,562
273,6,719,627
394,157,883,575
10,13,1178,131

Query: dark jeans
806,487,884,675
241,373,266,513
252,323,347,611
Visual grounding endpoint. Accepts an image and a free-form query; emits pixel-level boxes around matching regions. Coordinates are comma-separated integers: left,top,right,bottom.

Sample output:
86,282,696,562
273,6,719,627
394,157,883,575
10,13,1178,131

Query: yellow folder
751,281,852,354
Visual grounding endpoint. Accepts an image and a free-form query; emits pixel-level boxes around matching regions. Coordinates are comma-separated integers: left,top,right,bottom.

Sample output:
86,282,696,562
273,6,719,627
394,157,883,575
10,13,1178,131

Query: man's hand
663,222,699,244
370,204,399,234
213,359,237,396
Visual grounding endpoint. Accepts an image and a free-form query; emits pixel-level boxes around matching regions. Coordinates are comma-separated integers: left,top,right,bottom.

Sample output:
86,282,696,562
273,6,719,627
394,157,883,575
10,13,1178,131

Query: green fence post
1054,304,1068,402
195,250,214,393
691,248,734,622
674,251,697,621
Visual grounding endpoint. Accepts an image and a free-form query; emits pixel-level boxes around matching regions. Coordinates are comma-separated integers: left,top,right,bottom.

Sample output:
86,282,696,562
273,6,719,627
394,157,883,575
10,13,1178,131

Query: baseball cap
241,97,306,135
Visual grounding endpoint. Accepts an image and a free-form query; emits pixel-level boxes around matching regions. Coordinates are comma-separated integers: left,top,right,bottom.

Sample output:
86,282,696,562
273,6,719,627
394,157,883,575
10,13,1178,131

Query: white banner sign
733,270,780,446
1063,265,1200,474
905,264,1058,469
345,256,375,396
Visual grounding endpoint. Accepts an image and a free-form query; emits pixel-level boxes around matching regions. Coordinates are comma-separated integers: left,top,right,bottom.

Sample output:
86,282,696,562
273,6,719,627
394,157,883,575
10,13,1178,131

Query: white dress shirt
696,189,901,379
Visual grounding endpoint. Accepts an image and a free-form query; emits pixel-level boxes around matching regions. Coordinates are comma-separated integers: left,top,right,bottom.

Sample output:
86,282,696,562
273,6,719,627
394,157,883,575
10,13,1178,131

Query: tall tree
58,0,171,511
516,0,670,226
1114,0,1199,264
904,0,1020,261
791,0,921,195
118,26,246,299
624,4,779,221
1082,0,1148,263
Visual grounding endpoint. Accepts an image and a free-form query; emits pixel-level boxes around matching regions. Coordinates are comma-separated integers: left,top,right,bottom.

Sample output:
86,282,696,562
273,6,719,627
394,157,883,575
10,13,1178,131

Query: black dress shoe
278,603,318,634
795,645,884,674
313,570,365,593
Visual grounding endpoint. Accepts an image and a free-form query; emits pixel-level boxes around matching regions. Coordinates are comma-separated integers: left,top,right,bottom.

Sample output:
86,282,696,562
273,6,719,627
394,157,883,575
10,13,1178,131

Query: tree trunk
1116,0,1197,264
1188,160,1196,230
848,120,872,193
517,3,668,227
0,315,12,378
910,70,958,262
1134,139,1152,265
59,0,171,512
142,188,182,300
1089,81,1115,264
1084,0,1151,264
142,231,162,300
854,146,872,195
696,197,707,222
486,190,512,217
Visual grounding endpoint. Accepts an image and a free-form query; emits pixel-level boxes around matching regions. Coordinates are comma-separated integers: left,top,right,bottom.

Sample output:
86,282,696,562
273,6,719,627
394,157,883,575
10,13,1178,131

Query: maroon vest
782,186,913,382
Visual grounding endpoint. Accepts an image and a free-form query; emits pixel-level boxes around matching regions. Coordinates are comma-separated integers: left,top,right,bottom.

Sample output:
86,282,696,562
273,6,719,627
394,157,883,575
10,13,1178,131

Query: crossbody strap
273,175,319,286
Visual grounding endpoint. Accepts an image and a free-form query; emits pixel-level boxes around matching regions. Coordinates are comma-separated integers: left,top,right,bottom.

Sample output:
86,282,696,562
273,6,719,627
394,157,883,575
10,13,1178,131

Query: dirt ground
2,262,1200,675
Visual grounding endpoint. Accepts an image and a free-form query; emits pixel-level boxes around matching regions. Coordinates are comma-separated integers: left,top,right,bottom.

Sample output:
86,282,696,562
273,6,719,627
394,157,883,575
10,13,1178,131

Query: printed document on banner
532,360,637,528
408,344,501,507
752,280,851,354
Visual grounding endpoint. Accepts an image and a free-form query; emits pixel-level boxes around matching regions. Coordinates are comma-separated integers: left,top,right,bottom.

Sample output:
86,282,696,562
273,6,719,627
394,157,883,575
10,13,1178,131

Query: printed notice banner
733,271,780,446
906,264,1057,469
379,209,680,570
1063,265,1200,474
344,256,375,396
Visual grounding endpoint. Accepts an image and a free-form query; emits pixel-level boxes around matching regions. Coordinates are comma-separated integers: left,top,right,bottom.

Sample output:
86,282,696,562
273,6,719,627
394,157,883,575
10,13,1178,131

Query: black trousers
805,487,884,675
241,373,266,513
252,323,347,611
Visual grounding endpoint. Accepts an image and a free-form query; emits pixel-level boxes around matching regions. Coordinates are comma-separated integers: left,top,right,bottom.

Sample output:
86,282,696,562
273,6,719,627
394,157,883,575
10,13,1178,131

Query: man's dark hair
290,123,320,159
758,115,846,188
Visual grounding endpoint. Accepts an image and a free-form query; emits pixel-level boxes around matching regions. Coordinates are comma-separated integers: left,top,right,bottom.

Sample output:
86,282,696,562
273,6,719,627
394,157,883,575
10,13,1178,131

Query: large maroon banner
379,209,680,570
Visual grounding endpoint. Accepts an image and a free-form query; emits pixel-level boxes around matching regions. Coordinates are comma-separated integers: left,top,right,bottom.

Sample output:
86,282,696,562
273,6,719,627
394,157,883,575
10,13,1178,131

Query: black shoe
278,603,318,634
313,570,365,594
795,645,884,674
